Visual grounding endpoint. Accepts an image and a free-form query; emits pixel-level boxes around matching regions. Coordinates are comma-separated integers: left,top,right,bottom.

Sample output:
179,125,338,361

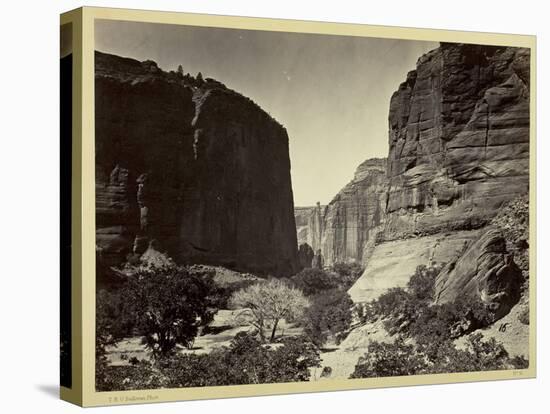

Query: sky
95,19,437,206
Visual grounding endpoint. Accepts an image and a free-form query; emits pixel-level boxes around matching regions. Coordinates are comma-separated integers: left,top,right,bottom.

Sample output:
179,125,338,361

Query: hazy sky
95,19,436,206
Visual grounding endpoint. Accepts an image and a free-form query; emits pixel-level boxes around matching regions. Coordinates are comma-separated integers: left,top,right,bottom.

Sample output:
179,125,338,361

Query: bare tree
230,279,309,342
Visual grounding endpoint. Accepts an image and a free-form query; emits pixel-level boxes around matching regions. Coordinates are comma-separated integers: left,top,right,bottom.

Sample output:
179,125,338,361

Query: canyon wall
384,43,530,240
294,159,387,267
351,43,530,303
294,43,530,308
95,51,299,278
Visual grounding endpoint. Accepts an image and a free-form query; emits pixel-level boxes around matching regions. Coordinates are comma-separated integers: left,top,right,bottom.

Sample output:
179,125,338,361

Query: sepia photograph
91,18,531,392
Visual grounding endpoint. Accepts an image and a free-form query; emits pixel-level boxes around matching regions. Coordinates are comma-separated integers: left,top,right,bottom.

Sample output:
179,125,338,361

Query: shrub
159,333,320,387
321,366,333,378
407,296,493,352
375,287,410,318
330,262,364,290
290,268,338,296
350,338,429,378
407,264,440,301
96,288,135,353
518,307,529,325
510,355,529,369
350,333,525,379
96,359,166,391
303,289,354,346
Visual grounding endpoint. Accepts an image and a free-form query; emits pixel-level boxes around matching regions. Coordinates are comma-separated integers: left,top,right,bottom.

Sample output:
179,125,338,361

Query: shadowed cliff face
95,51,298,278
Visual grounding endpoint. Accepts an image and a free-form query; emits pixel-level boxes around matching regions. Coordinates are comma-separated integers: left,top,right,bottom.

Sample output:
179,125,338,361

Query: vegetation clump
97,333,320,391
350,263,528,378
350,333,525,379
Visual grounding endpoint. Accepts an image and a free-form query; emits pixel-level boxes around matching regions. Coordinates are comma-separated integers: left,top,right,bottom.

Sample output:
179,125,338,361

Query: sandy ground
312,320,394,380
106,309,303,366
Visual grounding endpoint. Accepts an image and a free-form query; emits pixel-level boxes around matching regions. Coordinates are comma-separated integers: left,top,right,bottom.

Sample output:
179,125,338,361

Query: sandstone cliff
344,44,529,311
384,43,530,240
294,159,387,267
95,51,299,278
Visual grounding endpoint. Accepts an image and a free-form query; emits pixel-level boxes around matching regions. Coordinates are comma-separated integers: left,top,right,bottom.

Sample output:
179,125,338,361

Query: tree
230,279,309,341
196,71,204,86
177,64,183,75
126,265,218,357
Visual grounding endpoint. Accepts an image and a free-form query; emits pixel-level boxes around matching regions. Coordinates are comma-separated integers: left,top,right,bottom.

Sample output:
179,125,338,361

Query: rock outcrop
348,230,482,303
95,51,299,278
434,227,523,320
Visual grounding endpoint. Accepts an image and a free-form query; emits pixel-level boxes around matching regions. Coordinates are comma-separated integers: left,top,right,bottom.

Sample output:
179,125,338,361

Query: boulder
434,227,523,320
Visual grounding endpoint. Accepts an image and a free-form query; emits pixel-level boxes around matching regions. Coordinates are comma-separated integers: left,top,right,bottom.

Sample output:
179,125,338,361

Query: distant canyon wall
294,159,387,267
95,51,299,279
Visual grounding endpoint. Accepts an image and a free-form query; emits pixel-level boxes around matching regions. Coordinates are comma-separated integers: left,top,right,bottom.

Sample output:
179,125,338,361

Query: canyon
296,43,530,307
94,42,529,316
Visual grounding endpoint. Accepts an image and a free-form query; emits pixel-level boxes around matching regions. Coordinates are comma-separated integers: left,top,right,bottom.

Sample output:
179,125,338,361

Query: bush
131,266,219,357
357,264,493,344
407,295,494,352
509,355,529,369
350,338,428,378
290,268,338,296
109,333,321,390
350,333,525,379
330,262,364,290
303,289,354,346
96,288,135,352
407,264,441,301
96,359,166,391
518,306,529,325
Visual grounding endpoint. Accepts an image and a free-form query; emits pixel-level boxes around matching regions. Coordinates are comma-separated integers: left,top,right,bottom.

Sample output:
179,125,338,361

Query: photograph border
60,6,537,406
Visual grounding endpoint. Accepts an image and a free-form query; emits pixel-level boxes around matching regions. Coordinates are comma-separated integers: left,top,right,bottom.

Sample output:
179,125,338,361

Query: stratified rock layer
95,51,298,277
347,43,530,308
385,43,530,240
